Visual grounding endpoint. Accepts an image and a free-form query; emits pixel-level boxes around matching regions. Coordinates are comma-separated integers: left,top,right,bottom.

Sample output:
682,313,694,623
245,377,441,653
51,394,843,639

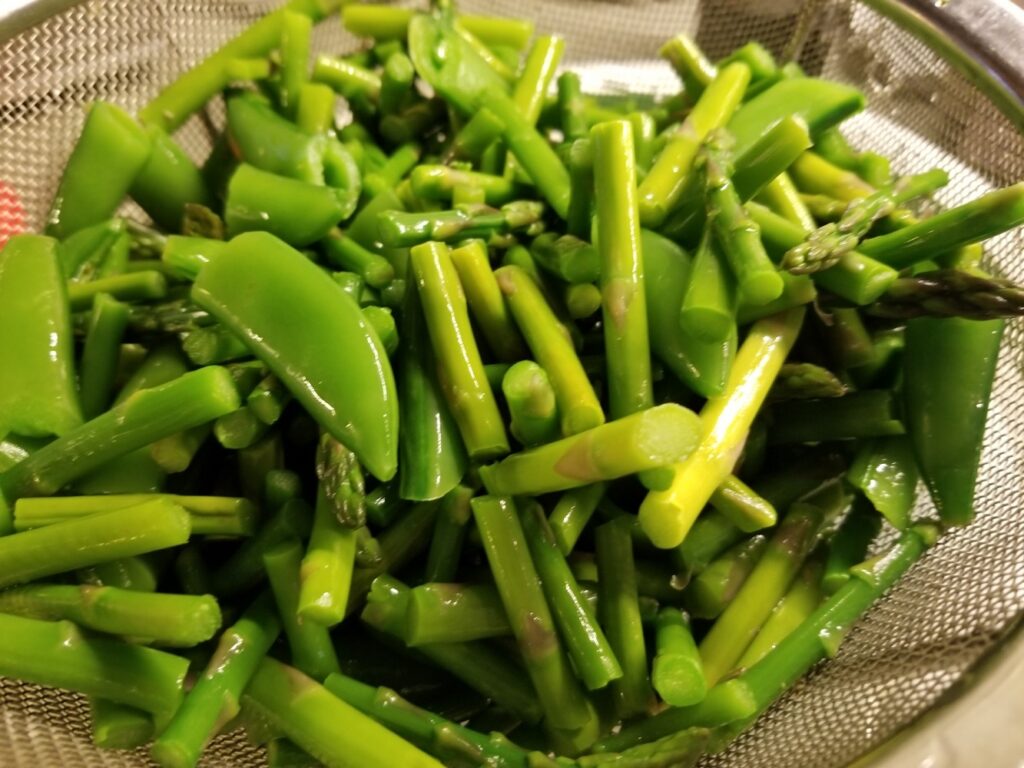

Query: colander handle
864,0,1024,129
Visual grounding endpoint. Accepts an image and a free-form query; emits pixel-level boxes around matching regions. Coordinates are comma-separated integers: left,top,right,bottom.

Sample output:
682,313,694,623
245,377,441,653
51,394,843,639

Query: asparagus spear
675,510,745,576
495,264,605,435
637,63,750,226
822,500,882,594
699,484,847,685
378,201,546,248
316,433,366,529
410,165,520,206
324,673,557,768
478,404,701,497
0,584,220,647
680,227,736,343
548,483,606,555
703,131,784,306
684,535,768,619
598,524,938,752
0,500,190,589
858,182,1024,268
652,608,707,707
298,486,358,627
782,169,948,274
360,575,543,724
504,35,565,179
769,362,848,400
79,293,130,419
558,71,588,142
264,540,341,681
410,241,510,461
709,475,776,533
593,120,654,419
14,493,256,536
242,657,445,768
596,516,654,720
2,365,238,498
566,138,595,239
423,485,474,583
639,309,805,549
0,612,188,728
858,269,1024,320
767,390,905,444
530,233,600,285
521,501,623,691
449,239,528,362
471,496,599,737
151,593,280,768
502,360,561,447
91,698,153,750
406,582,512,645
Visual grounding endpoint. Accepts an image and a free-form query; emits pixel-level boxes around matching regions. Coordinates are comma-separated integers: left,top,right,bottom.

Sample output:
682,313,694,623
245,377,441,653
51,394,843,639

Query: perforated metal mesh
1,1,1023,766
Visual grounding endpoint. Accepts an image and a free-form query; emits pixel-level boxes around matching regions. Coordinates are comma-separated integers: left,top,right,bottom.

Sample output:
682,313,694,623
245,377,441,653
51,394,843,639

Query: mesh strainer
1,1,1024,766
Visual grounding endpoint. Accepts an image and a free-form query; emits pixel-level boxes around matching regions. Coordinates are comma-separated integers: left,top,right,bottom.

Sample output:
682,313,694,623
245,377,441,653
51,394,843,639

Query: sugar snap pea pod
151,592,280,768
652,608,706,707
192,232,398,481
903,315,1003,526
495,265,604,435
522,501,623,692
397,277,468,502
409,15,571,218
47,102,151,239
1,367,238,499
449,239,528,363
848,436,918,531
161,236,228,280
410,241,509,462
0,584,220,647
480,404,701,497
244,657,444,768
0,234,82,437
58,218,124,280
640,309,805,549
642,229,736,399
130,126,212,231
79,293,130,419
472,496,599,736
264,540,340,681
726,78,865,160
638,63,750,227
224,164,346,247
822,500,882,595
593,120,654,418
0,500,190,589
858,183,1024,269
747,201,898,305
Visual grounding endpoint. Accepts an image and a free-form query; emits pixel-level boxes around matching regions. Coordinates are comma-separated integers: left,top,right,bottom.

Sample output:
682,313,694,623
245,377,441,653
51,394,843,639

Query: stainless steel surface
1,1,1024,766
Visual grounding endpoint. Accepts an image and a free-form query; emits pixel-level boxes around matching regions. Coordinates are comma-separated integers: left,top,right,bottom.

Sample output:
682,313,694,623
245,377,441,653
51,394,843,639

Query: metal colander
2,0,1024,765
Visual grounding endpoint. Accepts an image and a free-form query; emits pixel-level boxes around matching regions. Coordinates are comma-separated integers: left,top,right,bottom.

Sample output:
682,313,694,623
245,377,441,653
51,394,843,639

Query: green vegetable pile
1,0,1023,765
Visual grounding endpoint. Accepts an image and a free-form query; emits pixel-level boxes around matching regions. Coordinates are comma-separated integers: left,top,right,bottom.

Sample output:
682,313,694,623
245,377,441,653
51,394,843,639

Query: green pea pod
227,95,361,220
903,317,1003,526
642,229,735,398
397,279,468,501
848,435,919,530
224,164,344,247
192,232,398,481
58,219,126,281
47,102,152,239
130,126,213,232
727,78,865,158
0,235,83,438
408,14,571,218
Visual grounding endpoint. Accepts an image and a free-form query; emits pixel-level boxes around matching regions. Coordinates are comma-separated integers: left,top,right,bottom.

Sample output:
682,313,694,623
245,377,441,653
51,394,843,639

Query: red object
0,181,26,248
